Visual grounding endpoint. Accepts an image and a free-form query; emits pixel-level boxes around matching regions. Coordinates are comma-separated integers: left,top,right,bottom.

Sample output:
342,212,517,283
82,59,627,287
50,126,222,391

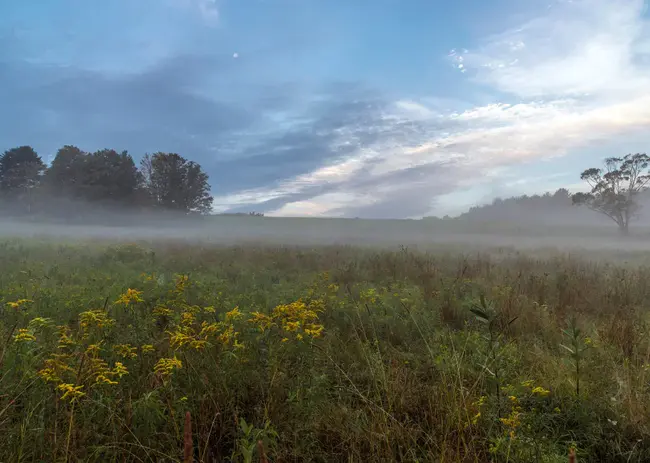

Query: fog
1,211,649,257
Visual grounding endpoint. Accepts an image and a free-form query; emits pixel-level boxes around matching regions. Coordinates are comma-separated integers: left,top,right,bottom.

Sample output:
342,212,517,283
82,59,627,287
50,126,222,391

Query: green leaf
469,307,490,323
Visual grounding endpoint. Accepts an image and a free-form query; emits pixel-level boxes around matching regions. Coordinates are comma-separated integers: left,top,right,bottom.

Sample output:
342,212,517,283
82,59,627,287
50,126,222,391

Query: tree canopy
0,145,214,218
573,153,650,233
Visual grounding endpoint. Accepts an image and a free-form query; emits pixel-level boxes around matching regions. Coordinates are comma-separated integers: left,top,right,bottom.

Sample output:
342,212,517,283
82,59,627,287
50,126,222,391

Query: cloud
212,0,650,218
0,55,254,164
452,0,650,98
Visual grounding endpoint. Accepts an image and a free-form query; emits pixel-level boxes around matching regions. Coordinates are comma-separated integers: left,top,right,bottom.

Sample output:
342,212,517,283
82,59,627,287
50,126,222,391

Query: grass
1,238,650,461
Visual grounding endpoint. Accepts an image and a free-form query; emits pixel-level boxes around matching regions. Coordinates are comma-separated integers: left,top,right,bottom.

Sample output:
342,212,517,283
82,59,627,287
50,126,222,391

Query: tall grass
1,239,650,461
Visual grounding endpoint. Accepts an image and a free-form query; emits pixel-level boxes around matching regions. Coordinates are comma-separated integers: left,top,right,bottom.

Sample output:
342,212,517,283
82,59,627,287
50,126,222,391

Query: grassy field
2,238,650,462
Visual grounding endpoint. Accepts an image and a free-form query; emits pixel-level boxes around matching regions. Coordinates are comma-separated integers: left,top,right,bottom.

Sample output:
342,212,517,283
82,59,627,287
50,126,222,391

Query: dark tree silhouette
43,145,87,198
76,149,144,206
0,146,46,213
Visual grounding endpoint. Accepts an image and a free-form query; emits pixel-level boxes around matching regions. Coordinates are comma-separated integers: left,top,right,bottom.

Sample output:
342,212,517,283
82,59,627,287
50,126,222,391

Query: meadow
2,238,650,462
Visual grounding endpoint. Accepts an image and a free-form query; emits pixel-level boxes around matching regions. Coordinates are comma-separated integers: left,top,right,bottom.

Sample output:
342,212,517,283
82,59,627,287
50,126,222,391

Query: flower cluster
249,299,325,342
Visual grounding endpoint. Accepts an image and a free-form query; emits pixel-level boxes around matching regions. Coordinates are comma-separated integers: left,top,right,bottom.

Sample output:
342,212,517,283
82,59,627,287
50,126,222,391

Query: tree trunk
619,222,629,235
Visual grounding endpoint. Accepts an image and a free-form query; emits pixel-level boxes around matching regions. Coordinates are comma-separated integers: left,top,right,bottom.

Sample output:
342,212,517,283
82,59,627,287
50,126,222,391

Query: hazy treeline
0,145,213,222
425,188,650,227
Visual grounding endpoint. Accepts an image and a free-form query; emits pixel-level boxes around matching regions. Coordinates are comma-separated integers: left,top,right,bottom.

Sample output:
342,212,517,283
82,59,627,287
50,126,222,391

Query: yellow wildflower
79,310,115,332
14,329,36,343
112,362,128,378
6,299,33,309
225,306,243,321
152,305,173,317
248,312,274,332
141,344,155,353
114,288,144,306
284,321,301,332
85,343,103,357
113,344,138,359
154,357,182,379
532,386,550,397
95,374,118,385
28,317,53,329
57,383,85,402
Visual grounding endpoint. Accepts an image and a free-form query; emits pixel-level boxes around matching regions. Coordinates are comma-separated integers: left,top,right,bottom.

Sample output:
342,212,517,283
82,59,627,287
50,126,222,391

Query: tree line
424,153,650,235
0,145,213,218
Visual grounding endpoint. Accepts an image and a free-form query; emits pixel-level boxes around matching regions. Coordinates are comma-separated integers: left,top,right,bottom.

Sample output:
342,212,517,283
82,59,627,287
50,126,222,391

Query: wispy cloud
213,0,650,218
451,0,650,98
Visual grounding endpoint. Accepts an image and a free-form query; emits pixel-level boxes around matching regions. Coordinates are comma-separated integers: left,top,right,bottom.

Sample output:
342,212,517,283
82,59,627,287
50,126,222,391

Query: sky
1,0,650,218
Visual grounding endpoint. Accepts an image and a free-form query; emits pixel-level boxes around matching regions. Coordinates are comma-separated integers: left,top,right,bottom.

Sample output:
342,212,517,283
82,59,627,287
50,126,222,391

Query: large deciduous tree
572,153,650,234
141,152,213,214
42,145,87,198
0,146,46,213
78,149,144,206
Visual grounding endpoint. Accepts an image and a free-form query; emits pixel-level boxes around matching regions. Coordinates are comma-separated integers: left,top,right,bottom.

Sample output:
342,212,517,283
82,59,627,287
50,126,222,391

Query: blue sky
1,0,650,218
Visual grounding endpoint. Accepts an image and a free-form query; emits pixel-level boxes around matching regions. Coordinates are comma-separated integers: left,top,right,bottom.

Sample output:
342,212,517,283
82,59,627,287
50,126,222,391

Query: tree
77,149,144,206
0,146,46,213
42,145,87,198
141,152,213,214
572,153,650,233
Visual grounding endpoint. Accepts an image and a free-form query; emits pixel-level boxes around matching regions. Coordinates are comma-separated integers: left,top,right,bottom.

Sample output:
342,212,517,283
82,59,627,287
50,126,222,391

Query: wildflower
225,306,243,321
112,362,129,378
304,324,324,338
6,299,33,310
85,343,103,357
554,407,561,413
189,339,208,350
38,354,74,383
248,312,274,332
173,275,190,295
152,305,173,317
218,324,240,346
168,329,190,349
508,395,518,403
203,306,216,314
199,322,219,337
14,329,36,343
154,357,183,379
284,321,300,332
531,386,550,397
95,374,118,385
113,344,138,359
57,383,85,402
141,344,155,353
500,410,521,428
472,411,481,424
28,317,53,329
180,311,196,326
79,310,115,332
114,288,144,306
57,326,77,350
521,379,534,388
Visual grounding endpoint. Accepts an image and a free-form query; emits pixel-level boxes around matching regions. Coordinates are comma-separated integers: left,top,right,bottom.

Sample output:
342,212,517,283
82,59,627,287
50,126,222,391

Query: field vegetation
1,239,650,462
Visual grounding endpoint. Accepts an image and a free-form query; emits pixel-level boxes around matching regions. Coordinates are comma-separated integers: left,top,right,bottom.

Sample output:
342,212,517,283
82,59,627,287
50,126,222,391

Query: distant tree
77,149,143,206
141,152,213,214
0,146,46,213
42,145,87,198
573,153,650,234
